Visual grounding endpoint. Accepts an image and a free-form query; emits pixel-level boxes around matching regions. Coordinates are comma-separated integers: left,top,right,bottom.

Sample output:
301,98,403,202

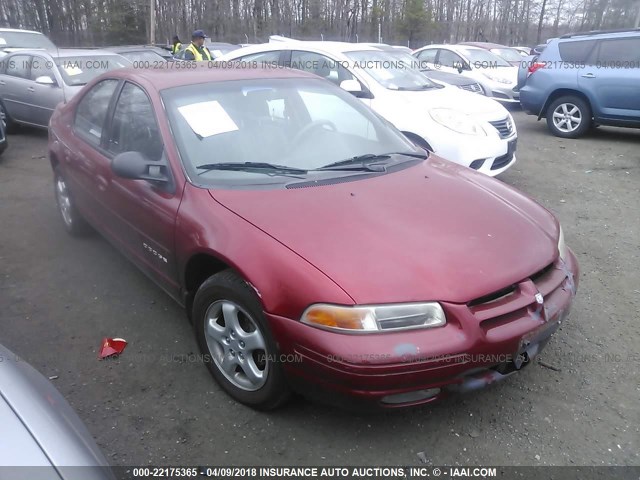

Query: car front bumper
268,249,579,409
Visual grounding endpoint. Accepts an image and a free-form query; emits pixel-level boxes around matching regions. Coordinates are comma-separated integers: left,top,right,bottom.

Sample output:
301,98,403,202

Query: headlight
558,225,568,261
429,108,486,136
483,73,512,84
301,303,446,333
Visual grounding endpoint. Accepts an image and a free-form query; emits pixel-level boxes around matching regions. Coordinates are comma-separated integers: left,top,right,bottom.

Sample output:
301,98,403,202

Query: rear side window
416,49,437,63
74,79,119,146
558,40,596,63
5,54,31,79
595,38,640,66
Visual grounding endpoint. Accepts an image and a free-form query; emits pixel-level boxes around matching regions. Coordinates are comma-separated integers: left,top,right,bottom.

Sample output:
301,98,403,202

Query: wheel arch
539,89,593,120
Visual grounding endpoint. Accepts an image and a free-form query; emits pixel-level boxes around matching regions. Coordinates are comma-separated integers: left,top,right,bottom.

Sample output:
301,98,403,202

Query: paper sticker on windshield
178,101,238,138
374,69,394,80
0,38,6,45
64,65,83,76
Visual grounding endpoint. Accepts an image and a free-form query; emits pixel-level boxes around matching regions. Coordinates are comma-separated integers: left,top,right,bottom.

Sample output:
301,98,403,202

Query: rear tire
0,101,18,134
53,166,91,236
546,96,591,138
193,270,290,410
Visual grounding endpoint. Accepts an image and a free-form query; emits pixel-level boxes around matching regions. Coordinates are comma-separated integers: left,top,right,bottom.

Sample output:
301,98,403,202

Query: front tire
54,166,90,236
193,270,290,410
546,96,591,138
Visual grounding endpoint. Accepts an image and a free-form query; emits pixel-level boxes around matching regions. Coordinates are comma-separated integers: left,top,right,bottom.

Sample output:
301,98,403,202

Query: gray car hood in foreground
0,344,114,480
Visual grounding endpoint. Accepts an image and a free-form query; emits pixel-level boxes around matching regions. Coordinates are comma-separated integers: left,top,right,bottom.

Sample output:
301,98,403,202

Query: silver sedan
0,49,130,131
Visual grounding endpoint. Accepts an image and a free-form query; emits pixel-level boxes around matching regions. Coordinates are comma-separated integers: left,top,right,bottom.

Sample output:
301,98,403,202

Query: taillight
527,62,545,76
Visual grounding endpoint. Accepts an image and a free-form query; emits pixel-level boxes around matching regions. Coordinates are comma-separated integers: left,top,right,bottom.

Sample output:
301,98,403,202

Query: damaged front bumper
267,249,579,409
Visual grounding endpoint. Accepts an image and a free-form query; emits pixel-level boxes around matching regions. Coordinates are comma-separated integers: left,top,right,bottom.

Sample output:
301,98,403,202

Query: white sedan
219,41,517,176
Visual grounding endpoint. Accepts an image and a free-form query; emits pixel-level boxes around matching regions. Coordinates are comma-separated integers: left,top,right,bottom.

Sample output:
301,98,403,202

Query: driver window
290,51,355,87
438,50,465,69
107,82,163,161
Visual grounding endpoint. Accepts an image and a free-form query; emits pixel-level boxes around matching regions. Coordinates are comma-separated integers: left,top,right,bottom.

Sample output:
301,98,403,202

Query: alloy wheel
552,103,582,133
55,176,74,227
204,300,268,391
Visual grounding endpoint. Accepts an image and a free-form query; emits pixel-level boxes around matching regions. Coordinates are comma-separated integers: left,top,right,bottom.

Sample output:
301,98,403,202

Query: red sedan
49,65,579,409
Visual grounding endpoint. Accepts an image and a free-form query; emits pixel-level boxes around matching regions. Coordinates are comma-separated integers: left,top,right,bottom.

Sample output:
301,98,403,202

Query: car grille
458,83,484,95
467,259,574,338
489,118,515,139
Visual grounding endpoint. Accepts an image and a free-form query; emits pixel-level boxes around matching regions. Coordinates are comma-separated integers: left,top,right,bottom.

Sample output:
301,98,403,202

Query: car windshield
162,78,418,186
0,31,56,49
490,48,523,62
118,50,166,63
459,48,512,67
55,55,131,86
345,50,438,90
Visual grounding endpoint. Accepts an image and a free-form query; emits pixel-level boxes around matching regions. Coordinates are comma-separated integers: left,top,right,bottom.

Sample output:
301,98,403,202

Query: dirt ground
0,110,638,467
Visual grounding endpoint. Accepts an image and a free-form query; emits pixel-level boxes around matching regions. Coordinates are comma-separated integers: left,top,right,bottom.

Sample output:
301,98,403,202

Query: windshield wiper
395,84,437,91
197,162,308,176
317,152,427,171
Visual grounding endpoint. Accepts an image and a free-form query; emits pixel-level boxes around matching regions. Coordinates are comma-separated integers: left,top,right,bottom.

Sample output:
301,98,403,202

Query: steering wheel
291,120,337,145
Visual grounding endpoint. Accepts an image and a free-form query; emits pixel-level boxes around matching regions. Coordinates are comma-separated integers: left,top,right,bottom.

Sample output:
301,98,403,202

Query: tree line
1,0,639,48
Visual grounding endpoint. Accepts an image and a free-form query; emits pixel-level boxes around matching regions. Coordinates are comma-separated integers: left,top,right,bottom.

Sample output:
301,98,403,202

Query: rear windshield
0,31,56,49
558,40,596,63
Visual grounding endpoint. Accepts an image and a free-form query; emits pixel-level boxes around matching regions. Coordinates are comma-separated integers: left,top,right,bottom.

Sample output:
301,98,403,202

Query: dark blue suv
519,29,640,138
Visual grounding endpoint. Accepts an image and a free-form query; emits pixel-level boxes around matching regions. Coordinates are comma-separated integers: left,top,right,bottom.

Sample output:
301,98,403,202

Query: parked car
519,29,640,138
413,44,519,103
104,45,173,63
0,28,56,58
0,343,114,476
49,65,579,410
374,46,486,95
513,46,532,56
458,42,524,66
220,41,517,176
0,49,131,131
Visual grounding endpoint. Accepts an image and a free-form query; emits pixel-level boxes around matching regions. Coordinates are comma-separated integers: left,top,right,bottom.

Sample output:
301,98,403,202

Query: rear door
28,54,65,127
67,78,121,224
0,54,33,123
578,36,640,123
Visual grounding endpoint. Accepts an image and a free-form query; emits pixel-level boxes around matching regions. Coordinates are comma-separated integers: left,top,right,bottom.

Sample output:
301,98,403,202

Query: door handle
581,73,596,79
0,80,5,85
27,86,35,92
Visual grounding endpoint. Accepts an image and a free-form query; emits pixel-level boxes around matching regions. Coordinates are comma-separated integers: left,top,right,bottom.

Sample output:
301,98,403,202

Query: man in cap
184,30,212,61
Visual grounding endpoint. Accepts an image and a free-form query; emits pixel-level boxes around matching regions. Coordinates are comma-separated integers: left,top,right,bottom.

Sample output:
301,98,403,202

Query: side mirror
111,151,169,184
35,75,55,85
339,79,362,94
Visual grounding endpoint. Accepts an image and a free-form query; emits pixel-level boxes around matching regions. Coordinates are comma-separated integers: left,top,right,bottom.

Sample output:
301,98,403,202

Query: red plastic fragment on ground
98,337,127,359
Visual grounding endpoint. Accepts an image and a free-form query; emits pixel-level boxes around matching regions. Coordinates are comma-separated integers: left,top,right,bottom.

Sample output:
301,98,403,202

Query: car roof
101,63,320,91
559,28,640,40
459,42,513,49
0,28,44,34
418,44,483,51
226,41,385,57
6,48,122,58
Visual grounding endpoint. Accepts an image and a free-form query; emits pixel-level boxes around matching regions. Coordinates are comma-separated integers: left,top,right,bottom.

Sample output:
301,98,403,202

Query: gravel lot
0,110,638,467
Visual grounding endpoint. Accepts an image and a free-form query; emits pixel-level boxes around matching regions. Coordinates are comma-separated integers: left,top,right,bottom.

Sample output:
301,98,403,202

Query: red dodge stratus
48,65,579,409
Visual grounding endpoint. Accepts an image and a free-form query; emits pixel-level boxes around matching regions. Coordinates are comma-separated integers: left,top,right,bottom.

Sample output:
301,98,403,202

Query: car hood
386,85,508,120
476,66,518,84
209,158,558,305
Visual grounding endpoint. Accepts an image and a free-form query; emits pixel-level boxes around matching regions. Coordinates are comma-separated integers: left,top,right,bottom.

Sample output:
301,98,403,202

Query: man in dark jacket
184,30,212,61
